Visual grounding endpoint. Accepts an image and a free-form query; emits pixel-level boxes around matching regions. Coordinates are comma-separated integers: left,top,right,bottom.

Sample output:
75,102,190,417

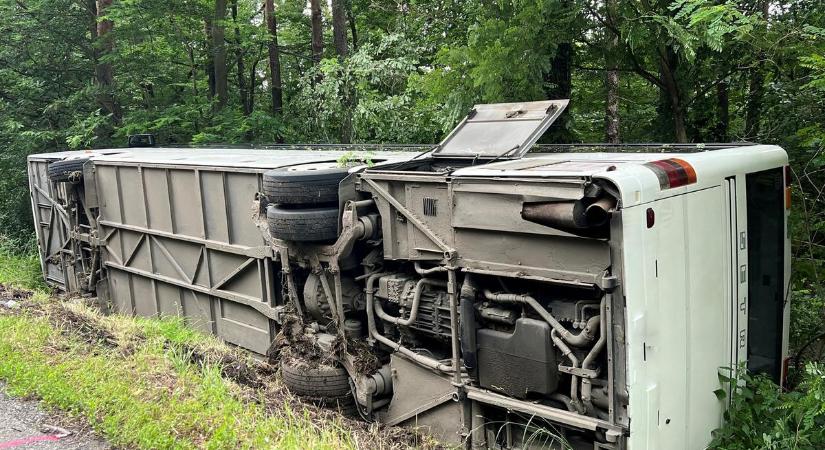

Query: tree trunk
187,46,198,99
745,1,770,139
745,68,764,139
658,48,688,143
331,0,351,143
714,79,729,142
604,0,619,143
346,0,358,50
249,46,262,115
204,19,216,100
248,65,256,113
231,0,250,116
310,0,324,64
213,0,229,110
331,0,348,59
88,0,98,60
95,0,122,124
605,68,620,144
264,0,283,115
543,42,573,143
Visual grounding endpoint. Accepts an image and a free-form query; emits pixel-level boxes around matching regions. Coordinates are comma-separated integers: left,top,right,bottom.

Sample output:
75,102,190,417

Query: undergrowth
710,365,825,450
0,235,45,292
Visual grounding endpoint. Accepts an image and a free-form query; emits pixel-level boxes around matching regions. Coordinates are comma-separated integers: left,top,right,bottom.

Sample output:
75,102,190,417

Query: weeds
0,235,45,292
336,151,375,167
711,364,825,449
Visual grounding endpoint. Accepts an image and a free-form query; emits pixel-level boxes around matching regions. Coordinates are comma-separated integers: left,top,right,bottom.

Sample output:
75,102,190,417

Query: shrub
711,364,825,449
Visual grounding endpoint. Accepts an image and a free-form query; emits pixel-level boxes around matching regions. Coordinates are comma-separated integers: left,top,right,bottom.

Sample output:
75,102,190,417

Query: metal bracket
558,365,600,379
599,273,619,290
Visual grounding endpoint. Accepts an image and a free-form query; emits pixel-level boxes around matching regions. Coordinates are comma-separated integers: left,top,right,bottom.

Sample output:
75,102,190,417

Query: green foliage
0,306,362,449
336,151,375,167
414,0,578,131
668,0,759,59
0,2,823,445
290,34,440,143
0,236,45,292
791,288,825,354
711,364,825,449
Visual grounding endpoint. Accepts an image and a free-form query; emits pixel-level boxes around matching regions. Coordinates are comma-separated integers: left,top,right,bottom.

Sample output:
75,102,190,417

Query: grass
0,237,46,292
0,244,419,449
0,303,369,449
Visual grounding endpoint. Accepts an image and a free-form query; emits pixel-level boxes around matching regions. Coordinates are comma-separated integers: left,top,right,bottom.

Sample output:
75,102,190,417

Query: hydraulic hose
552,329,585,414
581,297,608,414
365,273,455,373
373,278,447,326
481,290,599,347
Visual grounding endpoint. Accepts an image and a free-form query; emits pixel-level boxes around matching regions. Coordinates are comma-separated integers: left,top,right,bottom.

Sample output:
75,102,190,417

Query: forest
0,0,824,446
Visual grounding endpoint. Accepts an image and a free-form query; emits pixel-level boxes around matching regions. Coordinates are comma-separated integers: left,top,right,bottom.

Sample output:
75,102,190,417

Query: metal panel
27,147,414,355
27,159,71,290
433,100,568,159
94,161,280,355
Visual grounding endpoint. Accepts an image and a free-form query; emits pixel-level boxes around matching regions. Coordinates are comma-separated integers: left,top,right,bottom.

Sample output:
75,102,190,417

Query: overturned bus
28,100,791,449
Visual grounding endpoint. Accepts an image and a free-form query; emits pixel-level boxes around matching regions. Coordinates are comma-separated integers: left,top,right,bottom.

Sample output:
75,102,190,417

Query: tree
331,0,348,59
586,0,762,142
331,0,352,143
95,0,121,124
264,0,283,116
212,0,229,110
231,0,250,116
745,0,770,139
604,0,620,143
542,1,576,143
310,0,324,65
346,0,358,50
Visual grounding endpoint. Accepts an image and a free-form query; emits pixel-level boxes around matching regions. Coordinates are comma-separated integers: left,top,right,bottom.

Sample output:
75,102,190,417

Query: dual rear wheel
263,164,349,242
266,163,361,414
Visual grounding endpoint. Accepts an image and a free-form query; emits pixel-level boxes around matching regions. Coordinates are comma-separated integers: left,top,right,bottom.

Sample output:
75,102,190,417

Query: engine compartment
265,156,628,449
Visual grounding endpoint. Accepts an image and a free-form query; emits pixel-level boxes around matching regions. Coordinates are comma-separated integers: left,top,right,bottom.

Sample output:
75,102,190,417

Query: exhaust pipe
521,196,616,233
583,197,617,227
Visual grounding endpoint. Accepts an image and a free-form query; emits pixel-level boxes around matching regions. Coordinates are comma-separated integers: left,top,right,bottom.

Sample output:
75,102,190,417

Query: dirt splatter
0,283,33,301
346,339,382,375
49,304,118,348
181,343,270,389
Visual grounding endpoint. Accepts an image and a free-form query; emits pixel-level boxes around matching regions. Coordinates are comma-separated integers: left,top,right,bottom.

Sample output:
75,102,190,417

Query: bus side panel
683,187,728,448
626,186,730,450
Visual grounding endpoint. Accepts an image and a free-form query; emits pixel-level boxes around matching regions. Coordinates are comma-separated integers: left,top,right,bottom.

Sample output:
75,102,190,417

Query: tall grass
0,234,45,291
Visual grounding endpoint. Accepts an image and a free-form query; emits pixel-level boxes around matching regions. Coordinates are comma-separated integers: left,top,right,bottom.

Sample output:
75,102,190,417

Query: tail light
644,158,698,190
784,165,792,210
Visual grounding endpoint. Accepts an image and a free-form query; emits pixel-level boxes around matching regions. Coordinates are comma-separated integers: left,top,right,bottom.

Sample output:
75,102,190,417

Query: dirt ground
0,382,111,450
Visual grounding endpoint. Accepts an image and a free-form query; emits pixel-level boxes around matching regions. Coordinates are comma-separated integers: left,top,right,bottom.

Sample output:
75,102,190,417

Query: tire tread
48,159,88,182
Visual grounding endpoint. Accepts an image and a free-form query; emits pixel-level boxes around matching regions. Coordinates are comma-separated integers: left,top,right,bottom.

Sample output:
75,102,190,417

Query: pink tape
0,435,60,448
